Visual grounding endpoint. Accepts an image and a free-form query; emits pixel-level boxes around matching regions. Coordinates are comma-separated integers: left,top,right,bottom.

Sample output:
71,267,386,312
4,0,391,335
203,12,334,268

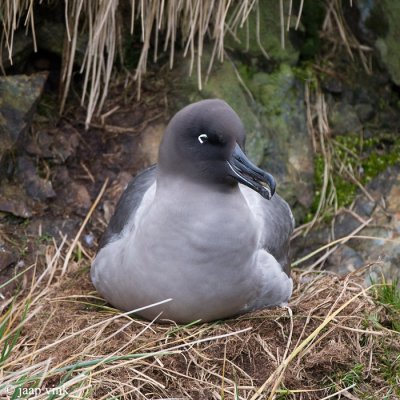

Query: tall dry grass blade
60,0,84,114
286,0,293,31
295,0,304,29
255,0,269,59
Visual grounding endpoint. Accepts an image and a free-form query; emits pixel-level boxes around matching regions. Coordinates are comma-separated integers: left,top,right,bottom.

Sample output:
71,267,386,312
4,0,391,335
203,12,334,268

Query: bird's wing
262,194,295,276
98,165,157,250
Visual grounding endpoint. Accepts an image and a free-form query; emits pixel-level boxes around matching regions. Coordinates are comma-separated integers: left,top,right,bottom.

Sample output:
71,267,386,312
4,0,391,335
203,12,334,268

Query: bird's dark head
158,99,276,200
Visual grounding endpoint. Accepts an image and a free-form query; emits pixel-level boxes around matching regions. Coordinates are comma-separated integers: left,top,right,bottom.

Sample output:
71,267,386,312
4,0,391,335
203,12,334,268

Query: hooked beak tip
228,144,276,200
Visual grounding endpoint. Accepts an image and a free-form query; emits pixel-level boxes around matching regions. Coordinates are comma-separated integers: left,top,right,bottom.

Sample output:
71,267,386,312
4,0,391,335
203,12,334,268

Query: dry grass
1,232,398,399
1,0,304,128
320,0,373,74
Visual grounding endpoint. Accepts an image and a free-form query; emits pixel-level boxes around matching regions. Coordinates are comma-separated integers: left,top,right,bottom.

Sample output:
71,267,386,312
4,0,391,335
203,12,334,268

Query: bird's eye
198,134,208,144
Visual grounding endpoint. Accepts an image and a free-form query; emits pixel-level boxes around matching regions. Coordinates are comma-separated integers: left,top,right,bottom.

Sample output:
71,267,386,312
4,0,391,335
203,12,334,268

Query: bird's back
98,165,157,249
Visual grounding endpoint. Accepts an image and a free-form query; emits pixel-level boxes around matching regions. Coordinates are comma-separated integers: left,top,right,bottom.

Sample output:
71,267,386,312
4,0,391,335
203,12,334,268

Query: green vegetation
325,279,400,398
327,363,364,394
307,132,400,222
374,279,400,332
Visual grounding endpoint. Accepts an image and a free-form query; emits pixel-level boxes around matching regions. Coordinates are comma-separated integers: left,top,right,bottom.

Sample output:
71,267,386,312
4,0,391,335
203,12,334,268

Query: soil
0,69,172,300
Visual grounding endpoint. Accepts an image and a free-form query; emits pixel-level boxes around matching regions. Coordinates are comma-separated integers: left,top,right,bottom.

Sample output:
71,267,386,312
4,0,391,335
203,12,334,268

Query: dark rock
49,126,80,163
328,102,362,135
26,126,80,163
0,73,48,178
353,86,375,105
321,77,343,94
35,17,86,65
52,166,95,217
248,65,314,220
344,0,400,86
354,198,377,218
64,182,92,215
292,166,400,282
36,20,65,58
25,131,54,158
0,246,18,272
333,212,363,239
1,31,34,70
354,103,375,123
0,184,33,218
27,217,81,239
326,245,364,275
17,157,56,200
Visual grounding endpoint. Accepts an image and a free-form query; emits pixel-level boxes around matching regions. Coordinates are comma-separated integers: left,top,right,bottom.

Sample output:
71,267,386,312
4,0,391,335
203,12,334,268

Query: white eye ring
198,134,208,144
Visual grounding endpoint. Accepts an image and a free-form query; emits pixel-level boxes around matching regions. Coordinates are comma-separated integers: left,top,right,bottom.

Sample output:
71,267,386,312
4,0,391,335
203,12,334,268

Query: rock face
291,166,400,282
225,0,300,65
345,0,400,86
0,73,49,218
247,65,314,219
0,31,34,70
0,73,48,178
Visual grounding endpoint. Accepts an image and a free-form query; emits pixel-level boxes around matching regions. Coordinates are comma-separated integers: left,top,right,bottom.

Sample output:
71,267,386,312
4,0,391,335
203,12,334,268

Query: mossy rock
225,0,299,65
375,1,400,85
248,64,315,221
353,0,400,85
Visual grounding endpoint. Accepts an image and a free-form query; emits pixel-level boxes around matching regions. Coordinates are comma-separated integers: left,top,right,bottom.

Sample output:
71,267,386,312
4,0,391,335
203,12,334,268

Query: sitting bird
91,99,294,323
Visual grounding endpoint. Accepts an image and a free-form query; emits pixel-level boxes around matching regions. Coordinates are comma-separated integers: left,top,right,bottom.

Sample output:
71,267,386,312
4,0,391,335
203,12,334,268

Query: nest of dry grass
1,238,398,399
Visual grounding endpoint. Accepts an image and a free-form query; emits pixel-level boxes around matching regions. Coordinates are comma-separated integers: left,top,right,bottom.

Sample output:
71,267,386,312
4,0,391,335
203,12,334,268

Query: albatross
91,99,294,323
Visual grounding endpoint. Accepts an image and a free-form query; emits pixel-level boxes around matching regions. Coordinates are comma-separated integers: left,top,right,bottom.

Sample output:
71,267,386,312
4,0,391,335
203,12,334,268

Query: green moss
293,63,318,88
225,0,299,64
365,2,389,37
249,64,296,116
307,132,400,222
336,134,400,181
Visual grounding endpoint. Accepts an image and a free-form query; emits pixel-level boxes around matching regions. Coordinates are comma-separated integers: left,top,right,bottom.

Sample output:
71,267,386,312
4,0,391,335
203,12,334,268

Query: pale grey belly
91,185,293,323
92,230,258,322
92,238,292,323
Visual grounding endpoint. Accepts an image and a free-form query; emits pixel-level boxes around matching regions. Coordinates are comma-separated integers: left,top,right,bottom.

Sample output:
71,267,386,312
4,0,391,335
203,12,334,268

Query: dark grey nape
98,165,157,250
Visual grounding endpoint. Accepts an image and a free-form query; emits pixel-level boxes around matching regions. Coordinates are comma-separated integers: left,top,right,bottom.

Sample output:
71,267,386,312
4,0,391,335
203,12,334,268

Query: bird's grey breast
132,183,259,270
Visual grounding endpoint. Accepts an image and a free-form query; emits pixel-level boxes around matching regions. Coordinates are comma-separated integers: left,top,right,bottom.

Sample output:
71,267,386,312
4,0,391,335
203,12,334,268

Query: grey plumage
91,99,294,323
98,165,156,249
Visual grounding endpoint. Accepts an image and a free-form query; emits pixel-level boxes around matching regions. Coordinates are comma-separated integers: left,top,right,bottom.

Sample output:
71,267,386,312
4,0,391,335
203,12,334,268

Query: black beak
227,143,276,200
